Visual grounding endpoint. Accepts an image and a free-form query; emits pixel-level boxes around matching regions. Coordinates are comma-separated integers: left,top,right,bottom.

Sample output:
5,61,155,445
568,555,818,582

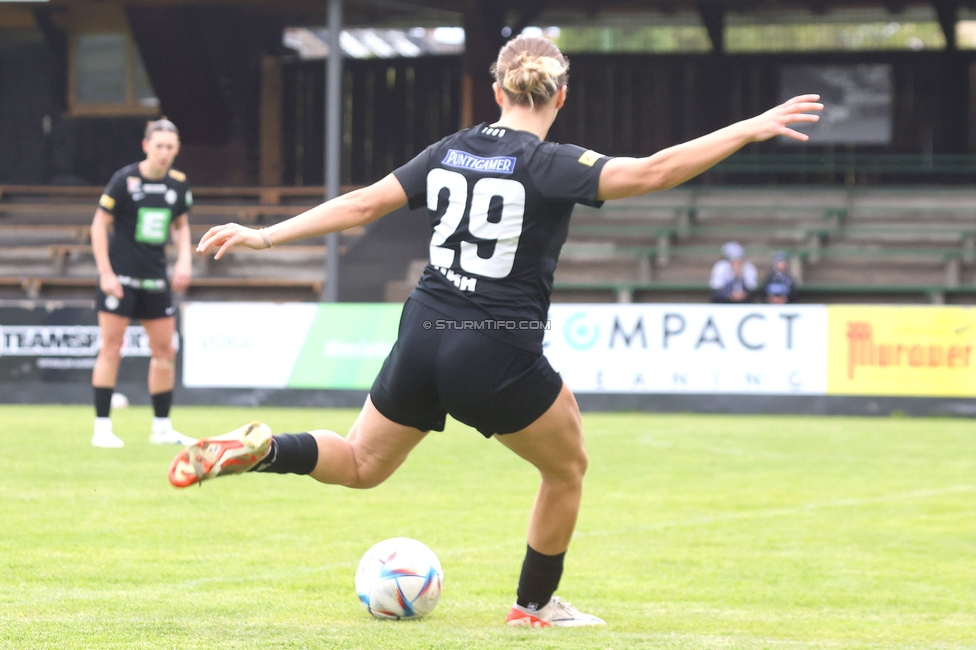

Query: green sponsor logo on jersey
135,207,172,244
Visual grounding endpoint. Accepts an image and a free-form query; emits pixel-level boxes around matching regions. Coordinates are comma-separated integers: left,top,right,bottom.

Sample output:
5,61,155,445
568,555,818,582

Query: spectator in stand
710,241,757,303
763,251,796,304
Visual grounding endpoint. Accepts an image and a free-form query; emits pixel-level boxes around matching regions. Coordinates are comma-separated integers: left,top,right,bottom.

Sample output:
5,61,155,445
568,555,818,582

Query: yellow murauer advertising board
827,306,976,396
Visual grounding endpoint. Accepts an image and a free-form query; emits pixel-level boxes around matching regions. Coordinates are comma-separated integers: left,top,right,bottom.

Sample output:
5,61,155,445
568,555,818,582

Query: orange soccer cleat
168,421,272,488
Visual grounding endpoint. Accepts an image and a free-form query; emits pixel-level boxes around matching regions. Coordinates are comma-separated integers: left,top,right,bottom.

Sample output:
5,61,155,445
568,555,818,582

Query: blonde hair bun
502,53,567,106
492,36,569,108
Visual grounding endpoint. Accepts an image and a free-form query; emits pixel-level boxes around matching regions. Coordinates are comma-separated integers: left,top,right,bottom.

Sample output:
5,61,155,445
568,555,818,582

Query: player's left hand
171,259,192,293
196,223,264,260
747,94,823,143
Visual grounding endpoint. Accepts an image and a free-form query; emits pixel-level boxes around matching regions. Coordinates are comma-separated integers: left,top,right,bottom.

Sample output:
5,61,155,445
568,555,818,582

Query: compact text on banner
544,304,828,394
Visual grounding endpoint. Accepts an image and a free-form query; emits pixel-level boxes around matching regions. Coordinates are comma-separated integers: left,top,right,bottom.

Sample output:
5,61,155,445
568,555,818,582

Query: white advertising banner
544,304,828,394
0,325,153,357
181,302,317,388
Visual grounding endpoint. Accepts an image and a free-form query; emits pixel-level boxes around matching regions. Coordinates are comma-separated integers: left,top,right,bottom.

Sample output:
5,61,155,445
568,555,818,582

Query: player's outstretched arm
197,174,408,259
596,95,823,201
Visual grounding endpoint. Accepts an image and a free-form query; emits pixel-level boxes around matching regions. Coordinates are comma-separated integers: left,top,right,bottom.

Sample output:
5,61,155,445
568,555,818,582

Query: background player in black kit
169,36,822,626
90,119,197,448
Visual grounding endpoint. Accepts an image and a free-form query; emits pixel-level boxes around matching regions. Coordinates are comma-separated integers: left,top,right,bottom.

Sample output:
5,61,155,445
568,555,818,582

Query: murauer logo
846,321,972,379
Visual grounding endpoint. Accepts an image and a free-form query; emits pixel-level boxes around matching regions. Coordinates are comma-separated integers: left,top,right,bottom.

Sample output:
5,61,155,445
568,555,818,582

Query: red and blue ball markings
360,551,441,620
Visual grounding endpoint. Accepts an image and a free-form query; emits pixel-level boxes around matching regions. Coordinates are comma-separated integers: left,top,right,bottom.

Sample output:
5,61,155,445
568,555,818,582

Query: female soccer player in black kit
170,36,821,626
91,119,197,448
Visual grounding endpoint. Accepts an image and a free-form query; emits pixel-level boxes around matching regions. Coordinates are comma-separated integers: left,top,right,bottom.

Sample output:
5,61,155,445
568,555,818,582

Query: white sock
152,417,172,434
94,417,113,434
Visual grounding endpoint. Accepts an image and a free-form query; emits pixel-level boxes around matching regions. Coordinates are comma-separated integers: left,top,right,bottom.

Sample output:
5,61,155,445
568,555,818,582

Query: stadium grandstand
1,0,975,305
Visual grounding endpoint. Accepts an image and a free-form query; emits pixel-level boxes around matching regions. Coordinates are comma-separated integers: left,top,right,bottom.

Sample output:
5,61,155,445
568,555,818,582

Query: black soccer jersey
98,163,192,279
393,123,611,352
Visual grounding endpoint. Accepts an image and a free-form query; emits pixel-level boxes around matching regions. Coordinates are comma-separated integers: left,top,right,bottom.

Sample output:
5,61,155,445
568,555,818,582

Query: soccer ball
355,537,443,620
110,392,129,409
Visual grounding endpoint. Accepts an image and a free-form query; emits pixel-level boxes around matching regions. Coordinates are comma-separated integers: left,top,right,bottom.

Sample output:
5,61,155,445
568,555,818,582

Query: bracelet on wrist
259,228,274,249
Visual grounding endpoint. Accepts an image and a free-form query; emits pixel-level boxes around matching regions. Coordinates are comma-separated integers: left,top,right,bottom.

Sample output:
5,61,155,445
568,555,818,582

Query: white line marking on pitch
572,484,976,540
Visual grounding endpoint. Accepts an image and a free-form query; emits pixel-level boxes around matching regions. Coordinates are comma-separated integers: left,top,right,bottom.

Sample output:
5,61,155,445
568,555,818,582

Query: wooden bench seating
0,274,324,299
5,184,976,305
0,202,317,224
0,184,362,228
0,184,351,200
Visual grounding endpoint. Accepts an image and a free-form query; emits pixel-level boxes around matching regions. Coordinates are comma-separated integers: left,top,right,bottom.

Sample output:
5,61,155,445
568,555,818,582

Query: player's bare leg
93,311,128,388
496,383,586,555
169,396,426,488
495,383,605,627
143,316,176,395
307,396,428,488
91,311,129,447
143,316,195,445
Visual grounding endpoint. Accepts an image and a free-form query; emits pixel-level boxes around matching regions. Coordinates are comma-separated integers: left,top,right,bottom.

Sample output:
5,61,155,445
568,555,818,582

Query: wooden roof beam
461,0,507,127
882,0,908,14
698,0,725,53
511,0,551,35
933,0,958,49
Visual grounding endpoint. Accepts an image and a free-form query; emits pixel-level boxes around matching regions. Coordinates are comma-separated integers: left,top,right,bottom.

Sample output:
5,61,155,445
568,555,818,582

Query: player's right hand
99,272,124,299
196,223,264,260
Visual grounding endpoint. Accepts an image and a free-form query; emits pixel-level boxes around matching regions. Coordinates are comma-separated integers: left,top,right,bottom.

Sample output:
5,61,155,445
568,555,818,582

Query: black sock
151,391,173,418
516,544,565,611
251,432,319,475
94,387,113,418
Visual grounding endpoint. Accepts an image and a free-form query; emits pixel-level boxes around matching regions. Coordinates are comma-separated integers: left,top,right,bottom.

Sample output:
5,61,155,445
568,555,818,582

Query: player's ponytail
491,36,568,109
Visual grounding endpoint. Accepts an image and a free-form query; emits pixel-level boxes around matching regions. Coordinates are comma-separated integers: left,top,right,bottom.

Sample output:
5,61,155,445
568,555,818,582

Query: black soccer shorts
96,281,174,321
370,298,563,437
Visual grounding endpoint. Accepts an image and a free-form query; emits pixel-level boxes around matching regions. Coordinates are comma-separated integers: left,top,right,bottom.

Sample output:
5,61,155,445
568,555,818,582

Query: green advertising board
287,303,402,389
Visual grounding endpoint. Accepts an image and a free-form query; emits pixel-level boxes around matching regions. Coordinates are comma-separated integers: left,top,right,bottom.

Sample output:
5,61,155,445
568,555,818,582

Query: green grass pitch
1,404,974,649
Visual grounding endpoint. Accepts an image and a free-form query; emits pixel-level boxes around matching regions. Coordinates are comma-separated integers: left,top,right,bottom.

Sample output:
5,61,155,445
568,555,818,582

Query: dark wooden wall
283,50,975,187
283,56,462,186
2,32,973,187
0,32,62,184
549,51,972,158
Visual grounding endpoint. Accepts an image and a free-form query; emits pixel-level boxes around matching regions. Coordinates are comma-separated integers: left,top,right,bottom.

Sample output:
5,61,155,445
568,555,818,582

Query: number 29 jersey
392,123,611,353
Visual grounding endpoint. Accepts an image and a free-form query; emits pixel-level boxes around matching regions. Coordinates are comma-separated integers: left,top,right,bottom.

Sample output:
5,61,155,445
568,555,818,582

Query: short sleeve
98,170,127,215
174,186,191,218
527,143,612,207
392,147,433,210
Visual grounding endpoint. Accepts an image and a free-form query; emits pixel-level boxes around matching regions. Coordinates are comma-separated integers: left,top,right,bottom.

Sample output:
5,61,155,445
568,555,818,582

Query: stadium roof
22,0,972,51
30,0,974,37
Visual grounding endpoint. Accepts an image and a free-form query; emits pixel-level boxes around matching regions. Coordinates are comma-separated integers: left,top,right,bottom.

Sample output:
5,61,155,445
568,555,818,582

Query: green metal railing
711,153,976,175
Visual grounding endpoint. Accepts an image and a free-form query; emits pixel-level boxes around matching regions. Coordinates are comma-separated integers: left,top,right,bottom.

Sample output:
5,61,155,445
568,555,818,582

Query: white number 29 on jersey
426,168,525,279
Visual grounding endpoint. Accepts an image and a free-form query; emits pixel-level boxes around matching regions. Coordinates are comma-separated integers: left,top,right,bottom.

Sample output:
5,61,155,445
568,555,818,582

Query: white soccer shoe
91,429,125,448
92,418,124,448
168,421,272,488
149,428,198,446
506,596,606,628
149,418,198,446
